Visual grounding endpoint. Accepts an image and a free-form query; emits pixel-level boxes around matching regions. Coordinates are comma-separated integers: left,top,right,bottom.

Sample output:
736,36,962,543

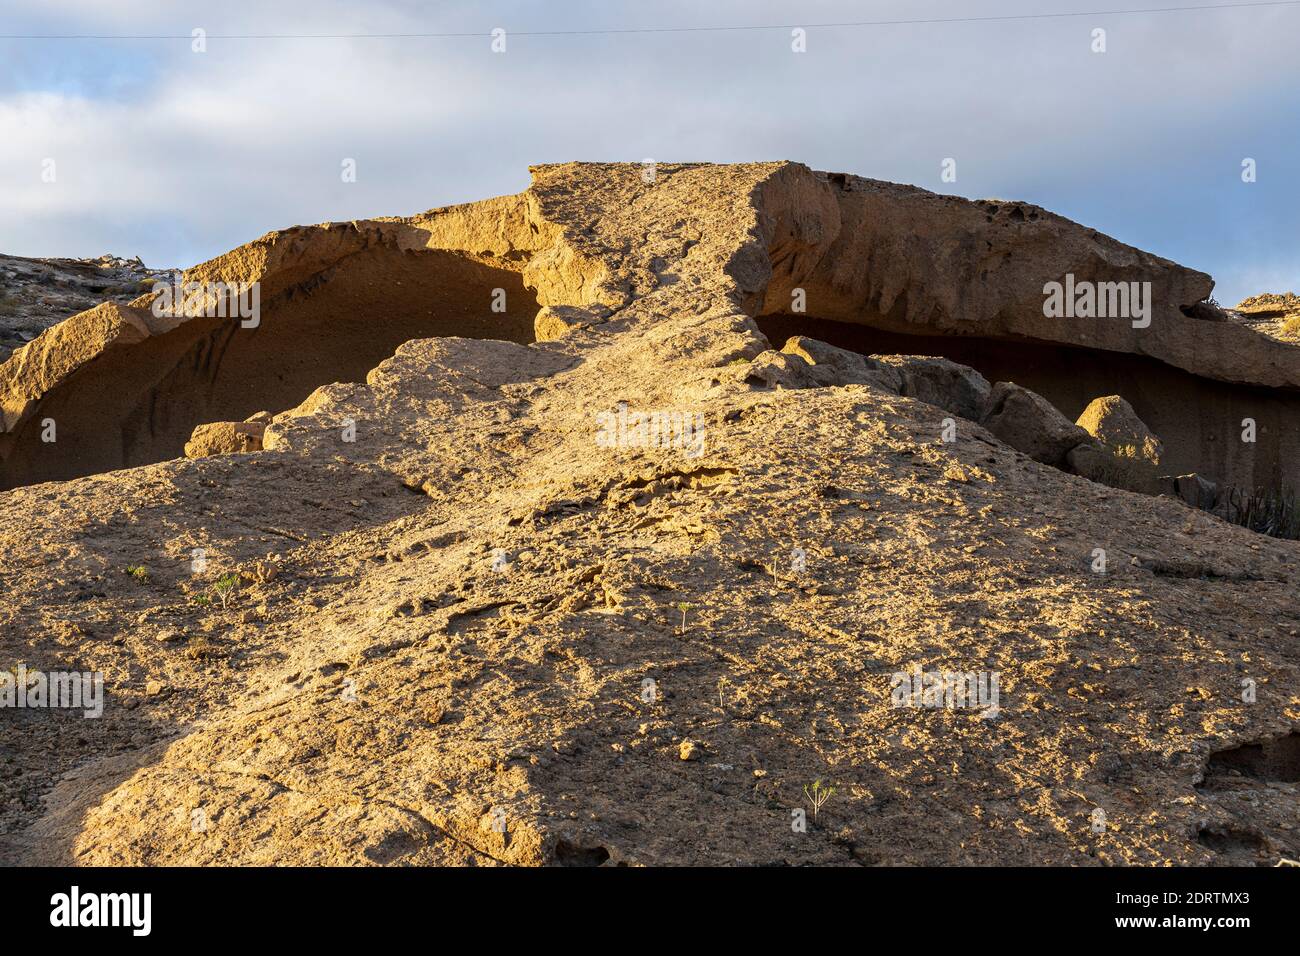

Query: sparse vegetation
674,601,692,635
1221,485,1300,540
209,573,241,611
1168,479,1300,540
125,564,150,583
804,779,836,820
716,676,732,710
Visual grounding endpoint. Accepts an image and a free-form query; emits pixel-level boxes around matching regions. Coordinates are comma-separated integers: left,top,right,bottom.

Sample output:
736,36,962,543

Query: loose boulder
877,356,992,422
1070,395,1164,493
184,415,269,458
779,336,903,391
534,304,610,342
981,381,1091,467
1076,395,1163,466
1066,442,1159,494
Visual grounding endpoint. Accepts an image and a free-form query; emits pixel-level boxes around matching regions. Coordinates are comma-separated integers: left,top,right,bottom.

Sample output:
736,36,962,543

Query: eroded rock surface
1235,292,1300,343
1,163,1298,867
747,174,1300,390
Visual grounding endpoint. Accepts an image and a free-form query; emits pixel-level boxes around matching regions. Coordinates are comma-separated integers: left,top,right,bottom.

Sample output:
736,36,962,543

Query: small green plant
191,593,211,607
209,573,241,611
674,601,692,636
125,564,149,583
804,779,836,821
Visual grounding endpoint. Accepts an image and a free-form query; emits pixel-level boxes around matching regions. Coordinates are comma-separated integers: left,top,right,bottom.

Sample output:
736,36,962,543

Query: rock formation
1071,395,1165,494
184,413,271,459
1077,395,1164,464
0,253,172,364
1,163,1298,867
1235,292,1300,343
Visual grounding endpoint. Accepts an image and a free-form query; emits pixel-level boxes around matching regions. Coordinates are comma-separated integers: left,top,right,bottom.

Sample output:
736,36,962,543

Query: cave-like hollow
756,313,1300,496
1,248,539,489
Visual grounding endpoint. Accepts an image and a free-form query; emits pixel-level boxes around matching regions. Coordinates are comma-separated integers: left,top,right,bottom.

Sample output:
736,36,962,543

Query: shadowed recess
0,249,539,489
756,313,1300,494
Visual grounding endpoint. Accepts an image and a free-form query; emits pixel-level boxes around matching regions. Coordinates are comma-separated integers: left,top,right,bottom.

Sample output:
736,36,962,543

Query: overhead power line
2,1,1299,40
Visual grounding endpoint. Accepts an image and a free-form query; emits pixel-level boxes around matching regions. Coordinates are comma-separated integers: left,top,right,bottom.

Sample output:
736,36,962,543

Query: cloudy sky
1,0,1297,304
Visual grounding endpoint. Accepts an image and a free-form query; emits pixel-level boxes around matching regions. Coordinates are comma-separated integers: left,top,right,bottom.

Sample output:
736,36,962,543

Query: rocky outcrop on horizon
1235,292,1300,343
0,253,173,364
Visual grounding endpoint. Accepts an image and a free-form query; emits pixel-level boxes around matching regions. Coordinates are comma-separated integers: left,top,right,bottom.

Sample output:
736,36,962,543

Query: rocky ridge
0,162,1297,867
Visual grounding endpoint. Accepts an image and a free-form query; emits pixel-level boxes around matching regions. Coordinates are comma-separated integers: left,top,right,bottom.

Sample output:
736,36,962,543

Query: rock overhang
2,160,1299,493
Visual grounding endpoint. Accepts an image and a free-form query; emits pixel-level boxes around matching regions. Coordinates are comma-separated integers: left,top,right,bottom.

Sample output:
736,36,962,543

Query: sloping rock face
2,163,1299,867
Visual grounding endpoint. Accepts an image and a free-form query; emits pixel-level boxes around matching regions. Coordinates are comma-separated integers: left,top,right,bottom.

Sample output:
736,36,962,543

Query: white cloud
1,0,1297,296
